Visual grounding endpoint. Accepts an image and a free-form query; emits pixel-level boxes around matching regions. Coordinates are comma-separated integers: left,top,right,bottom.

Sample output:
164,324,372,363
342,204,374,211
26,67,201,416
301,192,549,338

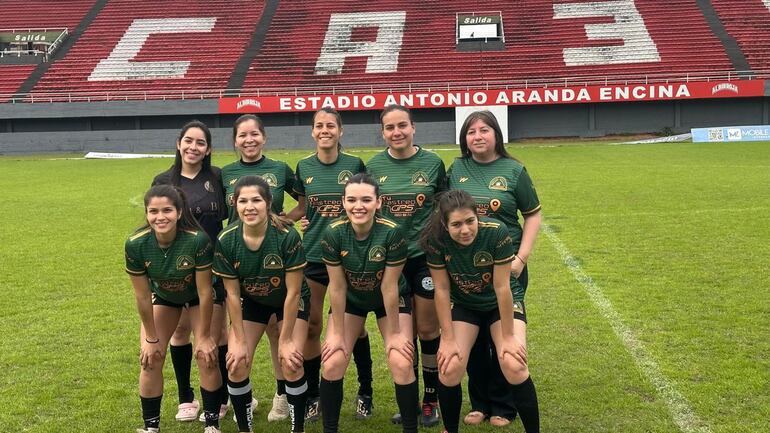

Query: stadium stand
0,65,35,101
0,0,96,30
710,0,770,70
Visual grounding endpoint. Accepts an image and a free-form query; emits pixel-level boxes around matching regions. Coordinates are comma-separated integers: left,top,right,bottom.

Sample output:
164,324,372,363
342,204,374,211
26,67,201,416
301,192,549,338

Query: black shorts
304,261,329,286
152,293,199,308
242,294,311,324
212,277,226,304
344,293,413,319
450,300,527,327
403,255,435,299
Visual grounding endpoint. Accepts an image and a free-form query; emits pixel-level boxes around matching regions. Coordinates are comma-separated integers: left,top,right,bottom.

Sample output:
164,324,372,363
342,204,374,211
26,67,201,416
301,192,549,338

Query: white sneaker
199,402,229,422
232,397,259,423
175,400,200,421
203,426,221,433
267,393,289,422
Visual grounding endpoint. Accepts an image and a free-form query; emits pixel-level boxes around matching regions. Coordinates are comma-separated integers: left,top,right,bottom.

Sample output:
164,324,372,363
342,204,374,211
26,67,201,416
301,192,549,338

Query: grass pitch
0,140,768,433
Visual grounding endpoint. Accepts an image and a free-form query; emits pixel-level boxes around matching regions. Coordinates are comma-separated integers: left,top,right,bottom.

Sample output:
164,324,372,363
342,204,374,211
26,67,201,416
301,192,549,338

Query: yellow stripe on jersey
426,262,446,269
218,224,238,241
375,217,398,228
478,221,501,228
329,218,350,229
286,262,307,272
521,204,542,215
212,269,238,279
495,254,515,265
129,228,151,242
196,263,213,270
386,258,407,266
300,152,317,161
322,258,342,266
125,268,146,276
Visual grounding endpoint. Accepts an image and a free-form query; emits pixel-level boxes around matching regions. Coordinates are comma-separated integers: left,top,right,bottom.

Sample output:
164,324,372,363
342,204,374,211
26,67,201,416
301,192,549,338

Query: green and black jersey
366,147,446,258
425,217,523,308
294,152,365,263
447,157,540,250
125,228,213,304
213,221,309,308
221,156,296,222
321,217,409,311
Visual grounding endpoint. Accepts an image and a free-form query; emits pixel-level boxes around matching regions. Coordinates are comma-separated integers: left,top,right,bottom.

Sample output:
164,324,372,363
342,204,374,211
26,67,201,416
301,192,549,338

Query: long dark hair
313,107,343,151
458,110,514,160
170,120,213,185
419,189,477,250
141,184,204,233
233,175,293,231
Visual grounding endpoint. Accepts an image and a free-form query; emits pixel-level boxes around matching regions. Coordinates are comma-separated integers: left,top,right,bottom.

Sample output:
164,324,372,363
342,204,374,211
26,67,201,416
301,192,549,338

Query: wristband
145,337,160,344
515,254,527,265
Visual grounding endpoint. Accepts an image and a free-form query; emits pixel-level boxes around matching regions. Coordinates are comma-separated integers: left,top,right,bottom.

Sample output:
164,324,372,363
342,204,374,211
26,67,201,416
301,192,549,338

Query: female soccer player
319,173,419,433
420,189,540,433
292,107,373,421
215,176,310,433
222,114,299,422
151,120,230,423
125,185,222,433
447,110,542,427
366,105,445,426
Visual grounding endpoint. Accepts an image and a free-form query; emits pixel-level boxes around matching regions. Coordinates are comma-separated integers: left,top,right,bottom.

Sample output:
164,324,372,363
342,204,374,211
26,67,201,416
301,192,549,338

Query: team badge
415,193,426,207
490,198,501,212
482,272,492,283
176,255,194,270
368,245,386,262
270,276,281,287
473,251,493,267
489,176,507,191
337,170,353,184
261,173,278,187
263,254,284,269
411,171,428,186
204,180,214,192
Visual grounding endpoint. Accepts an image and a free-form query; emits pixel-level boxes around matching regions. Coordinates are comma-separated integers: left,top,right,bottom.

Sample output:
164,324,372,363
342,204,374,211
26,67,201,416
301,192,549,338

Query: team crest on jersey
415,193,426,207
473,251,493,267
379,176,388,183
305,176,314,185
459,177,469,183
337,170,353,184
263,254,284,269
204,180,214,192
261,173,278,187
411,171,429,186
368,246,386,262
489,176,507,191
176,255,194,270
490,199,501,212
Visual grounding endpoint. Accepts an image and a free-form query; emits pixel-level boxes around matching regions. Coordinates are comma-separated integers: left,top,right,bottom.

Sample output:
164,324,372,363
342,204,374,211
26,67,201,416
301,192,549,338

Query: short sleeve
284,164,298,199
293,163,305,196
213,237,237,279
320,226,341,266
514,168,541,215
124,238,146,275
385,227,407,267
283,227,307,271
493,225,516,265
195,232,213,270
424,240,445,269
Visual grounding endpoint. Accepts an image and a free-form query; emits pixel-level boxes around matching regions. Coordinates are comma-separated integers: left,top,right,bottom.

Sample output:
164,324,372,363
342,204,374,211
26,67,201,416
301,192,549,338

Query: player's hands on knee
279,339,304,372
140,340,162,370
499,337,527,365
226,340,249,372
386,332,414,363
437,337,461,376
195,335,218,369
321,332,347,363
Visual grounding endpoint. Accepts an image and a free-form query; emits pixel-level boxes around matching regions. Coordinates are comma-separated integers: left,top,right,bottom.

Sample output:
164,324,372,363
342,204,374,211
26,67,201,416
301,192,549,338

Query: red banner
219,80,765,114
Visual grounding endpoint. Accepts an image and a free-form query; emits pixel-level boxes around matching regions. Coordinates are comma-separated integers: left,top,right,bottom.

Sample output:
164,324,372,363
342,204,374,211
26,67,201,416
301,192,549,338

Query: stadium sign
692,125,770,142
219,80,765,113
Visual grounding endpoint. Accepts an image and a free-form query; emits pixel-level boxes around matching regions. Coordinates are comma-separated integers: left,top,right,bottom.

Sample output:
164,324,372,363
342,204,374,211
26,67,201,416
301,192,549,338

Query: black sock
353,334,373,396
228,378,253,432
437,382,462,433
277,379,287,396
510,376,540,433
320,377,343,433
170,343,194,403
395,380,419,433
420,336,439,404
218,345,229,405
412,338,420,386
286,375,308,432
304,355,321,399
140,395,162,430
201,386,220,427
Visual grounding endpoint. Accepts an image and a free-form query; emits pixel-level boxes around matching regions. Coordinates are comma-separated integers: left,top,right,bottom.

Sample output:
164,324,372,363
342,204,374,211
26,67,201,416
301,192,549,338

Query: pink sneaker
175,400,200,421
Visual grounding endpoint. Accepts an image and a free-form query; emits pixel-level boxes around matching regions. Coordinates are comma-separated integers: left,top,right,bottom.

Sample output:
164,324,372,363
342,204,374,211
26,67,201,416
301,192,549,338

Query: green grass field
1,140,768,433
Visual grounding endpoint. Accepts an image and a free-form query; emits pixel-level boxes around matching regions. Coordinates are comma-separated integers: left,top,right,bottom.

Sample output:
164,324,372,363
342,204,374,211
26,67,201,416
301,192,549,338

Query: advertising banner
691,125,770,142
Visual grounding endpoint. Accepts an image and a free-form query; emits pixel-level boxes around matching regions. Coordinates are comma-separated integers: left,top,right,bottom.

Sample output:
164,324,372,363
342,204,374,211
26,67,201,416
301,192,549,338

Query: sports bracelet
515,254,527,265
145,338,160,344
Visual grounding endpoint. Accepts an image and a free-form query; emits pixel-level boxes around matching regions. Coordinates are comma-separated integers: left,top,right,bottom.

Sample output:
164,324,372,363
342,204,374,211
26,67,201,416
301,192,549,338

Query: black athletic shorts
152,293,199,308
342,293,413,319
450,300,527,327
242,294,311,324
403,255,435,299
303,261,329,286
212,277,225,304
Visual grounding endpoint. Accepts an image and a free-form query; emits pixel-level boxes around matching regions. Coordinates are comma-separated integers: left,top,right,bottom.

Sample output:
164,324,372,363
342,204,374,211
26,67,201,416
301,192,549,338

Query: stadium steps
694,0,751,74
710,0,770,70
227,0,280,93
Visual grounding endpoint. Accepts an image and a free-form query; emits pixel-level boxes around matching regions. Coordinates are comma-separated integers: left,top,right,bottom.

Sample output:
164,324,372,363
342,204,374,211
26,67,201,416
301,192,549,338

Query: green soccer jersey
366,147,447,258
425,217,523,309
213,221,310,308
294,152,365,263
221,156,296,222
125,228,213,305
321,217,409,311
447,157,540,251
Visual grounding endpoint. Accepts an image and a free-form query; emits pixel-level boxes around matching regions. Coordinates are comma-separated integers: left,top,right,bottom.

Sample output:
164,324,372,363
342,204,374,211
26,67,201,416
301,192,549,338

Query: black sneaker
421,402,440,427
305,396,320,422
391,412,402,424
354,394,373,420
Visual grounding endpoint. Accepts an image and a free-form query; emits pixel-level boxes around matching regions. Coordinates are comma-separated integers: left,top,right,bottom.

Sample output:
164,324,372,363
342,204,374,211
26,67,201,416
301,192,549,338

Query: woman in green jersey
222,114,300,422
292,107,373,421
319,173,419,433
448,110,542,428
214,175,310,433
420,190,540,433
366,105,445,426
125,185,222,433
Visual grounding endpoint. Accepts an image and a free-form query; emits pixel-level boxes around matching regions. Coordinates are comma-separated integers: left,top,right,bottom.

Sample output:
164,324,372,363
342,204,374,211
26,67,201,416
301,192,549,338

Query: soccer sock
304,355,321,399
217,345,229,405
395,380,419,433
170,343,194,403
200,386,220,428
509,376,540,433
420,336,439,404
437,382,462,433
286,375,308,433
140,395,162,430
352,334,373,396
228,378,253,432
320,377,343,433
277,379,287,396
412,337,420,385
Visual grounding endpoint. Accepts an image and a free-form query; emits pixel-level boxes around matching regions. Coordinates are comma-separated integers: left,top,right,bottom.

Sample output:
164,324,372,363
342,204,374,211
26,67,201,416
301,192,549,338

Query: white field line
574,206,769,219
542,222,713,433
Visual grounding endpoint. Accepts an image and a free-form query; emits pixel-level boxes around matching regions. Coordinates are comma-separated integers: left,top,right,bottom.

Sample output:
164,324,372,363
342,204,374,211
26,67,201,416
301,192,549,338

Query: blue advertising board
691,125,770,142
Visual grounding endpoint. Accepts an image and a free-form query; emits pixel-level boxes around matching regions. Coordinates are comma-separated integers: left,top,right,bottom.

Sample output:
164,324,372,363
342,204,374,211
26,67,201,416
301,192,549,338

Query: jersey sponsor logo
345,269,380,291
421,276,434,291
379,175,388,183
337,170,353,184
482,272,492,283
368,245,387,262
411,171,429,186
176,255,195,270
243,276,278,297
450,272,484,294
308,195,343,217
459,177,469,183
490,198,501,212
263,254,284,269
204,180,214,192
261,173,278,187
270,276,281,287
305,176,314,184
156,274,193,292
415,193,426,207
473,251,493,267
489,176,507,191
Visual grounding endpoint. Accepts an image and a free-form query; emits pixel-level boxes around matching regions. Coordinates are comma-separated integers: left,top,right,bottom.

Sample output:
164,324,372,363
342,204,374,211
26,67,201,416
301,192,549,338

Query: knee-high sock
140,395,162,430
419,336,439,404
320,377,343,433
228,378,253,432
395,380,419,433
510,376,539,433
217,345,229,405
304,355,321,399
201,386,220,428
286,375,308,432
352,334,373,396
170,343,194,403
437,382,462,433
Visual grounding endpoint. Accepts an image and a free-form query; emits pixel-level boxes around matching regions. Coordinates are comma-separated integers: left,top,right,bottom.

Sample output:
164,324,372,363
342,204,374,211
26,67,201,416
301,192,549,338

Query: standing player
447,110,542,427
292,107,373,421
215,176,310,433
420,190,540,433
221,114,298,422
319,173,419,433
366,105,445,427
125,185,223,433
152,120,230,424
